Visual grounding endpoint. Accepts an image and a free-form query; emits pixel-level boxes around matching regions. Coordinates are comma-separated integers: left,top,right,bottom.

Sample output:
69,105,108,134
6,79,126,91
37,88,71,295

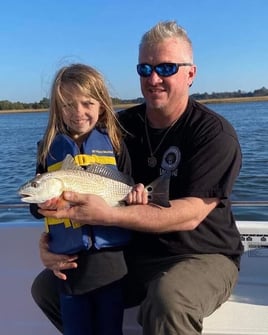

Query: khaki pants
137,254,238,335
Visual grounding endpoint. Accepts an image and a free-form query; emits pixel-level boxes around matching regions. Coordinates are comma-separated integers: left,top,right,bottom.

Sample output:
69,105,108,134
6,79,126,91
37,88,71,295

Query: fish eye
31,181,39,188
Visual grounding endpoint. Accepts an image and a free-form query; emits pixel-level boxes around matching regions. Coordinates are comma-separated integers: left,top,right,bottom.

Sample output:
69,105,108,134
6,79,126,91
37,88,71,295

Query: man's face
138,37,196,112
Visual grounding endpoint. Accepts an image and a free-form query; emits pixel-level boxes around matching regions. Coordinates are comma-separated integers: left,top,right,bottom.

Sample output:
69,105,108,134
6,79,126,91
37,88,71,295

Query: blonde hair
38,63,122,167
140,21,193,62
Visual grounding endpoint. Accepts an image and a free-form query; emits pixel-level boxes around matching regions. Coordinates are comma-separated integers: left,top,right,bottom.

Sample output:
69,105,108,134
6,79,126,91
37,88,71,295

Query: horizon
2,86,268,105
1,0,268,103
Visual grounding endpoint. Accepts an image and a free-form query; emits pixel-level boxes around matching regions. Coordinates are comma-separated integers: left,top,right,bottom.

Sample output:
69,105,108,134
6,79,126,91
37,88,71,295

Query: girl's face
61,85,103,140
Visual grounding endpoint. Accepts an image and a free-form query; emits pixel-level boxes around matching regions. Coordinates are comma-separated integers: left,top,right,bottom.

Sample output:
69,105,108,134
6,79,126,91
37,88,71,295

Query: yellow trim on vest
48,162,62,172
45,217,82,231
47,154,116,172
74,154,116,166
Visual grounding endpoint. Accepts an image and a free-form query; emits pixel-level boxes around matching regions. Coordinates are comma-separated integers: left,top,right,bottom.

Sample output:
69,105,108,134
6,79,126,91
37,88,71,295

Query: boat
0,202,268,335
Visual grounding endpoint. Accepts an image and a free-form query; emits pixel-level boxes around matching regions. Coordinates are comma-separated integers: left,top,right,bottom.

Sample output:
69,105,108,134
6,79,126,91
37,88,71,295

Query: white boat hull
1,221,268,335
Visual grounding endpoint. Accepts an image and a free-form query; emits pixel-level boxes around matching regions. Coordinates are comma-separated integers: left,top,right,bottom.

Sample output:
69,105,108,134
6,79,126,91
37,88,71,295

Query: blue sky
1,0,268,103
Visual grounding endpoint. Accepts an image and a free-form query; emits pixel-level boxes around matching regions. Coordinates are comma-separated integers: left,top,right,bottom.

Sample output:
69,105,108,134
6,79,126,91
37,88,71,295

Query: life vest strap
47,154,116,172
45,217,82,231
74,154,116,166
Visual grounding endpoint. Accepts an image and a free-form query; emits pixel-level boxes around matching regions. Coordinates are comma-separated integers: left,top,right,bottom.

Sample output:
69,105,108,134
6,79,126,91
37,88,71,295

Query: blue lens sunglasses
137,62,192,78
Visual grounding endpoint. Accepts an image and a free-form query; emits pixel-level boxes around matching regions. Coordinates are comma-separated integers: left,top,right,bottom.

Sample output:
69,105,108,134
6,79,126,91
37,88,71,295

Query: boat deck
1,221,268,335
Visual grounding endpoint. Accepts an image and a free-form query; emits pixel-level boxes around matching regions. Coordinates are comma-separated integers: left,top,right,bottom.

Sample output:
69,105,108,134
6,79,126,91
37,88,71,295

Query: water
209,101,268,220
0,101,268,223
0,112,48,224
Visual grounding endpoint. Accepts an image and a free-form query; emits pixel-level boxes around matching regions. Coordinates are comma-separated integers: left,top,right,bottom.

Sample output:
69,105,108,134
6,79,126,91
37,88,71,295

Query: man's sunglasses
136,62,192,78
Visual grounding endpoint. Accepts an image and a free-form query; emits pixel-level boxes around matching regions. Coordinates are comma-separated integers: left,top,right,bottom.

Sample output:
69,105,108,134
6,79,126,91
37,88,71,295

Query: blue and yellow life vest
45,129,131,254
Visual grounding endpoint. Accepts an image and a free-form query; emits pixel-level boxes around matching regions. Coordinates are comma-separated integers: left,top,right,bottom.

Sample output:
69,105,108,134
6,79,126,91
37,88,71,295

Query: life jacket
45,129,131,254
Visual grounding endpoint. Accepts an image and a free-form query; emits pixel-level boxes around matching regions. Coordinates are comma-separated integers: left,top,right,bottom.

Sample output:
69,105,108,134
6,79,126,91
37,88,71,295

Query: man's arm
38,190,219,233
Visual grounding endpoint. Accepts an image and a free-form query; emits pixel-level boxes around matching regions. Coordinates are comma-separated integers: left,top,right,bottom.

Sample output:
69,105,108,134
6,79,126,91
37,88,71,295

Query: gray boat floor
1,221,268,335
0,223,142,335
0,225,58,335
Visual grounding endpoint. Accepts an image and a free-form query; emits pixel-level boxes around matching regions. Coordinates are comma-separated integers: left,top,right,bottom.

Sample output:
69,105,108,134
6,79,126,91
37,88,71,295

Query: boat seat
202,220,268,335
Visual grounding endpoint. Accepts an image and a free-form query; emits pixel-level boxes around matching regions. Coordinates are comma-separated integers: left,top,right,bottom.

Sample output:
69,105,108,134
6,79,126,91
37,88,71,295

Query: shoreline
197,95,268,104
0,96,268,114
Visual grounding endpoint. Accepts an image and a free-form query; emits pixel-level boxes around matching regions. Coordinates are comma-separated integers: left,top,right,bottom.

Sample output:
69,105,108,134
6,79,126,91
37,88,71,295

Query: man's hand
38,192,113,226
38,196,71,211
39,232,78,280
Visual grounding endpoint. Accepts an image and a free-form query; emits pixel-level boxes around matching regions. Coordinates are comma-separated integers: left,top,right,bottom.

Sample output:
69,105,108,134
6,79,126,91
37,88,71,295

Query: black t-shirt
119,98,243,268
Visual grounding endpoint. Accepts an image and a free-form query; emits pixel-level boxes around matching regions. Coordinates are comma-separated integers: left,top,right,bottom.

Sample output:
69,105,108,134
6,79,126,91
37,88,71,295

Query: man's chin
146,99,165,110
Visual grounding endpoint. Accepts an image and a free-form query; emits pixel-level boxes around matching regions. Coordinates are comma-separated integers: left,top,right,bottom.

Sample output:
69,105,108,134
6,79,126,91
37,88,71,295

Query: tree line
1,87,267,111
0,97,50,111
191,86,268,101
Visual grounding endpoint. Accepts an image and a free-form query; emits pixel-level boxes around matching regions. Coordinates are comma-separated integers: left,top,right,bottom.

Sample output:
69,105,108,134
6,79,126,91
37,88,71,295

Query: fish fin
61,154,83,171
146,173,171,208
85,164,134,186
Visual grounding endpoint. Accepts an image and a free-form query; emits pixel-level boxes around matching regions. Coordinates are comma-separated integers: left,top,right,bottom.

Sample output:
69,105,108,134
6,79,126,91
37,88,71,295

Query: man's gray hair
139,21,193,60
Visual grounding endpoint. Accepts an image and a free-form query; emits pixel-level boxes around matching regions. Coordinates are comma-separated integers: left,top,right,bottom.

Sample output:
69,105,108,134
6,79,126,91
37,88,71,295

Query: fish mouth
18,191,35,203
19,195,34,203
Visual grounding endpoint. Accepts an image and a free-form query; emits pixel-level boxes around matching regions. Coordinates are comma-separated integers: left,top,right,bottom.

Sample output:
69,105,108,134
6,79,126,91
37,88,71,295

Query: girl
30,63,131,335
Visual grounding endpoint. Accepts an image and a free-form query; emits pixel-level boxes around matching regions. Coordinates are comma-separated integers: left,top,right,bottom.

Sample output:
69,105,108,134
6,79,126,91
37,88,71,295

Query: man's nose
147,70,163,84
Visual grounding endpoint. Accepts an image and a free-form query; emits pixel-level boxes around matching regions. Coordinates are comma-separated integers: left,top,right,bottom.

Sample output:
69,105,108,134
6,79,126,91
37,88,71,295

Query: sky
1,0,268,103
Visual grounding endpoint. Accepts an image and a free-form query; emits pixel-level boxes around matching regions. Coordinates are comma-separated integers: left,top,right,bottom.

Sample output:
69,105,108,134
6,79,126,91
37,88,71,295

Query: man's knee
137,255,237,335
139,284,202,335
31,272,43,305
31,269,63,333
31,269,56,305
142,271,200,315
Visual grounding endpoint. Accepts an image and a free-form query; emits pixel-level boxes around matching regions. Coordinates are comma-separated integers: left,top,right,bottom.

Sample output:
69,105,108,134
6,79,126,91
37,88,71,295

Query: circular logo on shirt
161,146,181,172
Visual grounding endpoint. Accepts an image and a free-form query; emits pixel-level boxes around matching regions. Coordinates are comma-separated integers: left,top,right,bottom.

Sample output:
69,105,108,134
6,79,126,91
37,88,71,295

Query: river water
0,101,267,223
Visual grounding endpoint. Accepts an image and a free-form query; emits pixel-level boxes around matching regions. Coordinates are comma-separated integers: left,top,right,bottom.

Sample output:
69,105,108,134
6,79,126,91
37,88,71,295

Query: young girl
30,63,132,335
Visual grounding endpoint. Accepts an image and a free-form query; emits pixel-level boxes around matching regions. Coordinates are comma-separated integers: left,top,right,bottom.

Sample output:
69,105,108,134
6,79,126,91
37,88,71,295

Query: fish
18,154,170,207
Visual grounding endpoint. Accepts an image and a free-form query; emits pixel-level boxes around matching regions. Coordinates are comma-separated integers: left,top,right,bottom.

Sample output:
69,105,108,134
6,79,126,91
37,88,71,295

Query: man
32,21,243,335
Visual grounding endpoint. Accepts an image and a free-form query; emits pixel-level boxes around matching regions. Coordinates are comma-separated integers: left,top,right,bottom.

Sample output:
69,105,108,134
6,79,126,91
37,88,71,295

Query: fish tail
146,173,171,208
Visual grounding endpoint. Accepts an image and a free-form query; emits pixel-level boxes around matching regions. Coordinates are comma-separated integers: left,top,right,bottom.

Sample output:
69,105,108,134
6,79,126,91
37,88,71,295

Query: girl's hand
125,183,148,205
